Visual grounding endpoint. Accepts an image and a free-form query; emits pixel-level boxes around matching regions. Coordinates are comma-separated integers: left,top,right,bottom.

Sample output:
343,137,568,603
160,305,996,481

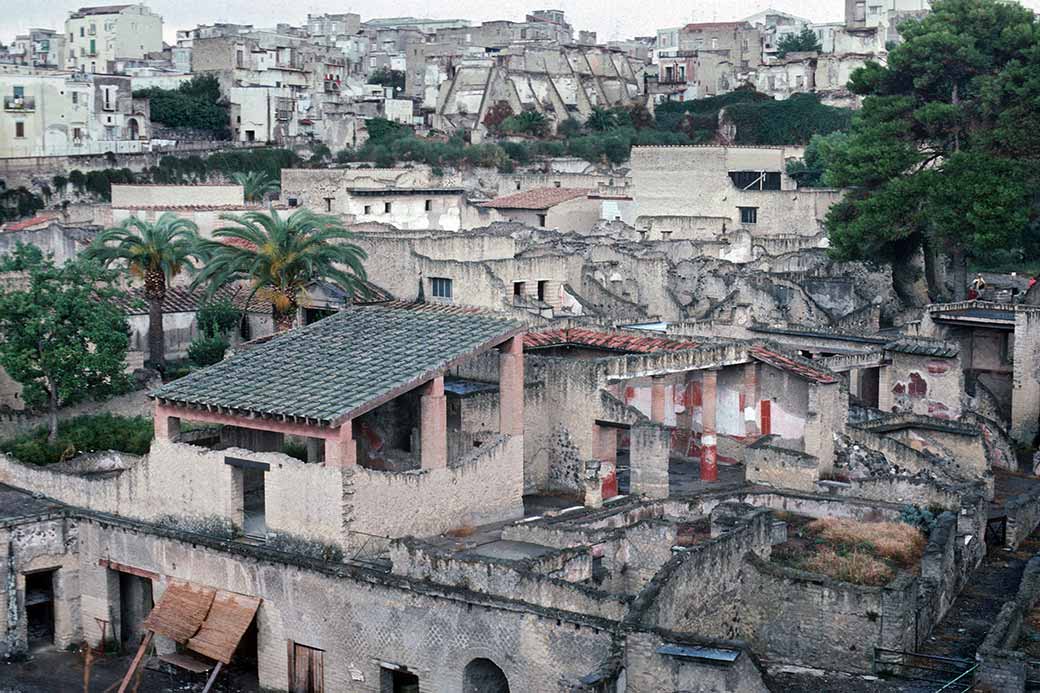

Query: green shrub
281,441,309,461
187,334,229,367
0,414,154,466
197,299,241,337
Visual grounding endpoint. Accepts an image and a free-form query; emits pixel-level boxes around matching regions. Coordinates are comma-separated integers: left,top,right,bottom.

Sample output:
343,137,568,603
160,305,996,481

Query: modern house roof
481,188,588,210
70,5,132,17
152,305,521,426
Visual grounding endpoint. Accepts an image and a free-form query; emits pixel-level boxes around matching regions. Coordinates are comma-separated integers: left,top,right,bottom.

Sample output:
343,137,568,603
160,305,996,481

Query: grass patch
0,413,153,466
771,516,927,587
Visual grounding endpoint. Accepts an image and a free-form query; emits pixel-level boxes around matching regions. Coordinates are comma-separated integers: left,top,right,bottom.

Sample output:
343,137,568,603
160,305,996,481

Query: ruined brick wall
744,440,819,492
0,441,350,548
0,517,79,657
1012,310,1040,444
623,630,770,693
879,351,963,420
348,435,524,538
387,540,629,621
75,518,615,693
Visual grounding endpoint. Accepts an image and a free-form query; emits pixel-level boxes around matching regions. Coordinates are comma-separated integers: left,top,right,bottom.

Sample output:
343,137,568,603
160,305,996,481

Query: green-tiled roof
152,305,521,425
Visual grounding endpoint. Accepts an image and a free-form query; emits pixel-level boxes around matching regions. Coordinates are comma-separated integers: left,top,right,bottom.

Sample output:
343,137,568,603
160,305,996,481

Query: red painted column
498,336,524,436
701,369,718,482
594,424,618,499
743,362,759,437
421,376,447,469
650,376,667,423
324,421,357,468
153,401,180,441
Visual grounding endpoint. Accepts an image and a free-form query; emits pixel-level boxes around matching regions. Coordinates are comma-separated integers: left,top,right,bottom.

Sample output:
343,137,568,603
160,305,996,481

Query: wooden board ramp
117,579,261,693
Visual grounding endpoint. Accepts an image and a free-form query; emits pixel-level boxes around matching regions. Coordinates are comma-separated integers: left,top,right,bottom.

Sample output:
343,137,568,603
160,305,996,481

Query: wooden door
288,641,324,693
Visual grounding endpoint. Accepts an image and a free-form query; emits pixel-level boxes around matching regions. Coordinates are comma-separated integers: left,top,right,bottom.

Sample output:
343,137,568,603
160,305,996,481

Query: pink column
421,376,447,469
153,401,181,441
701,369,718,482
650,376,667,423
743,362,759,437
498,336,524,436
324,421,357,468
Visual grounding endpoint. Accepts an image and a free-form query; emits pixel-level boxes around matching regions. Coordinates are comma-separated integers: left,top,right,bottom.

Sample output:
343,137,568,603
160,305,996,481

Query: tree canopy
0,246,131,440
776,27,823,58
822,0,1040,299
134,75,230,136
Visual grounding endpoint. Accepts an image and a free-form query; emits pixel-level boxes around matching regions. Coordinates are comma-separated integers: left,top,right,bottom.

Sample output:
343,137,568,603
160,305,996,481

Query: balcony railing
4,96,35,111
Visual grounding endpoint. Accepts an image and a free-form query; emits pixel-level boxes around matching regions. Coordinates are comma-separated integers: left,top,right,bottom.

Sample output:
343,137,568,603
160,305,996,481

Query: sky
0,0,854,45
4,0,1040,47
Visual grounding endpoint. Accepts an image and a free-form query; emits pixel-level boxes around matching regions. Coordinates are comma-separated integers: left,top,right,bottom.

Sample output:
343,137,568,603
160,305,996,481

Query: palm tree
86,213,201,370
514,110,549,137
192,208,368,331
231,171,281,203
586,107,618,132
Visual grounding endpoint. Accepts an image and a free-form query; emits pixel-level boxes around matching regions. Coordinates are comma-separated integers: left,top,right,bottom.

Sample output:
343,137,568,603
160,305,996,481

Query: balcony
4,96,35,111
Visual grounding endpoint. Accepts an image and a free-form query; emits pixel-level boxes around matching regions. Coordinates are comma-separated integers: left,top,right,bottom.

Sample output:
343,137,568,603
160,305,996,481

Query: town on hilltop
1,1,1039,692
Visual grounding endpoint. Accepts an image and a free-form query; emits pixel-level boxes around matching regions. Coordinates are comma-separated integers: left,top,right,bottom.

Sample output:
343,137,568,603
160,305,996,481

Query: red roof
1,213,57,232
482,188,589,210
219,236,258,250
525,328,699,354
749,346,838,384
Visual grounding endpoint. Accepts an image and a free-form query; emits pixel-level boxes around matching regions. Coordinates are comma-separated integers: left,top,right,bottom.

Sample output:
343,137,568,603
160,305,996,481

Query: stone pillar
650,376,667,423
630,422,670,499
498,336,524,436
421,376,447,469
701,369,718,482
153,401,180,441
324,421,357,468
743,362,759,437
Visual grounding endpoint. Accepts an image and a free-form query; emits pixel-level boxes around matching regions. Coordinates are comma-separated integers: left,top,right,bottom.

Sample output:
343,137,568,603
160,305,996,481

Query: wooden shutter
288,641,324,693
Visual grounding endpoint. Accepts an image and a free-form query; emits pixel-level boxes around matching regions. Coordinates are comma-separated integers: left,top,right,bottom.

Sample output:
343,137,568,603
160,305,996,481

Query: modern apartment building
65,4,163,74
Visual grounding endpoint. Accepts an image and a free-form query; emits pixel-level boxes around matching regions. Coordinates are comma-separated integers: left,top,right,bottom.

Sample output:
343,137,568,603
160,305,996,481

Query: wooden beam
98,559,159,581
200,661,224,693
117,631,153,693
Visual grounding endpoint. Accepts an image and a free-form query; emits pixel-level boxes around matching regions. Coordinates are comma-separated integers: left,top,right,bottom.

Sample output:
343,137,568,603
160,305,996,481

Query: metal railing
936,663,978,692
4,96,35,110
873,647,975,686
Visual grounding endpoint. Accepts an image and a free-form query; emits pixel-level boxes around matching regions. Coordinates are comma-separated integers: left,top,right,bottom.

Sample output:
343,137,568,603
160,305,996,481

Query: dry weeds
804,547,895,587
806,517,927,568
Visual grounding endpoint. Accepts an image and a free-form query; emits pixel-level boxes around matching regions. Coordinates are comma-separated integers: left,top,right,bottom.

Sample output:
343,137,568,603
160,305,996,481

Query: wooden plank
143,580,215,643
310,648,324,693
98,560,160,581
116,631,153,693
224,456,271,472
200,661,224,693
187,591,261,664
286,640,296,693
158,652,215,674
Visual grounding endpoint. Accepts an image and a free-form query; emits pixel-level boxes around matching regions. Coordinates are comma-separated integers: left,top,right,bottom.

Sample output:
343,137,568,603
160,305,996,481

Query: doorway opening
24,569,56,646
381,665,419,693
118,571,154,650
243,465,267,537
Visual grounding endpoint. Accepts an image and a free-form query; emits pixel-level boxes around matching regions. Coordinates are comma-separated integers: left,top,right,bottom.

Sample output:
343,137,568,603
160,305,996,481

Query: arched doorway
463,658,509,693
127,118,139,140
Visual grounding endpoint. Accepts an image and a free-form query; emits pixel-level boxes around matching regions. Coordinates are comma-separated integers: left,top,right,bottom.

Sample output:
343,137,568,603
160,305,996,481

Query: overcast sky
0,1,860,45
3,0,1039,46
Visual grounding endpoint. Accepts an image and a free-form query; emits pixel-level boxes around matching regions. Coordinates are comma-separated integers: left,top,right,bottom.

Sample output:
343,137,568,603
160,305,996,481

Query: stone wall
0,515,79,657
387,538,629,621
110,184,245,207
745,438,819,492
1006,486,1040,550
348,435,524,538
622,630,770,693
976,557,1040,693
879,350,964,420
1012,309,1040,444
75,517,616,693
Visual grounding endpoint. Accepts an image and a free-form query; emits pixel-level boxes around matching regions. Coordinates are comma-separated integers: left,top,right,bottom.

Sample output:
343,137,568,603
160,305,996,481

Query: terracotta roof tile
110,285,273,315
481,188,589,210
749,346,838,384
525,328,699,353
1,213,58,232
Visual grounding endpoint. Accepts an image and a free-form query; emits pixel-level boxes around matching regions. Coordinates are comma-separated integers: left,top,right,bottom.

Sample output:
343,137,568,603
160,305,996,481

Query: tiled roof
2,213,58,232
883,337,959,358
110,285,273,315
525,328,699,353
152,305,521,425
749,345,838,384
481,188,588,210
